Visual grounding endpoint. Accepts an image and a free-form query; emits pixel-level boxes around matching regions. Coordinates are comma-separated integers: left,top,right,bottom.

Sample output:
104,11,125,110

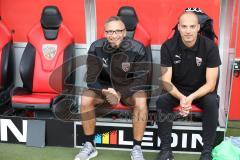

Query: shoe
155,150,174,160
74,142,98,160
130,145,145,160
199,150,212,160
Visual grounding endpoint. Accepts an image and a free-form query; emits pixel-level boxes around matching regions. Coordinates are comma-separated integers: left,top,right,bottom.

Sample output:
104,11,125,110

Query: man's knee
199,93,219,111
81,90,101,111
81,97,94,107
156,94,176,111
129,91,147,107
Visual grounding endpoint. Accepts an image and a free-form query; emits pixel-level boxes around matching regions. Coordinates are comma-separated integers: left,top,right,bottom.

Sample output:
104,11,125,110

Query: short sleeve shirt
161,35,221,93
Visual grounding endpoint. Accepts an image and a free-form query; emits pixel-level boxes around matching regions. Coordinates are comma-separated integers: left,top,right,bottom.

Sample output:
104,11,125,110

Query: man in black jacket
74,16,150,160
156,11,221,160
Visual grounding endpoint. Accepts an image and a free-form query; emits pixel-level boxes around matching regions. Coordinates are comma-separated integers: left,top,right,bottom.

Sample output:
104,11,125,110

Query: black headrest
117,6,138,31
41,6,62,40
184,8,212,27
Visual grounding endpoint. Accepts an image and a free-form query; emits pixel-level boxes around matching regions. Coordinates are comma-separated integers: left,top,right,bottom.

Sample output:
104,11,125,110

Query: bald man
156,12,221,160
74,16,150,160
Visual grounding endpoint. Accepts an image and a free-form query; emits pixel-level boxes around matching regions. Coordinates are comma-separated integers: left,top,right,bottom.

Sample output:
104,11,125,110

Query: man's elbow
209,87,215,92
208,83,217,92
162,80,173,92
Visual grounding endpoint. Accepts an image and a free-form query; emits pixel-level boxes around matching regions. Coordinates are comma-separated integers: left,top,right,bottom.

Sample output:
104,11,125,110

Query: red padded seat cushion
12,93,58,104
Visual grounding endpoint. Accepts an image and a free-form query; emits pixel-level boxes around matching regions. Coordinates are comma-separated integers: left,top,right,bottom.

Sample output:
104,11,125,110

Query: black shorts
88,88,135,106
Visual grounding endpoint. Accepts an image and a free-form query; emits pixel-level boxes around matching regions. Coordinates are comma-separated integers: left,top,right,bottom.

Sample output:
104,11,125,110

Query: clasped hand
179,95,194,117
102,88,121,105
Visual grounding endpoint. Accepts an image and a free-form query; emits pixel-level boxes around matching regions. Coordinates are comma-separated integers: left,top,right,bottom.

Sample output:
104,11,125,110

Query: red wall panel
96,0,220,45
229,76,240,120
229,1,240,120
0,0,220,44
0,1,1,17
1,0,86,43
230,0,239,50
237,15,240,57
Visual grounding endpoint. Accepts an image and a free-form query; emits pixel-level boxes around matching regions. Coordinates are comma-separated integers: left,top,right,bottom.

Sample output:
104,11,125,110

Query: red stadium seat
173,105,203,113
117,6,151,47
109,103,131,110
0,21,13,110
11,6,75,113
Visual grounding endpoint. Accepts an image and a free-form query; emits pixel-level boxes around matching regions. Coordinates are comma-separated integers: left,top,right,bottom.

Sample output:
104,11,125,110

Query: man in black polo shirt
74,16,150,160
156,12,221,160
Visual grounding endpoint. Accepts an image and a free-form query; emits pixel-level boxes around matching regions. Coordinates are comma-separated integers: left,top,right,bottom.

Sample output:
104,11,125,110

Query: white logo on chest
196,57,202,66
174,54,182,64
102,58,108,67
122,62,130,72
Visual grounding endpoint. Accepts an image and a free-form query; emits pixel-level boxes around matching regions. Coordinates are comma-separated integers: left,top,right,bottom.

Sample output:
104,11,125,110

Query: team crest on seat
42,44,58,60
122,62,130,72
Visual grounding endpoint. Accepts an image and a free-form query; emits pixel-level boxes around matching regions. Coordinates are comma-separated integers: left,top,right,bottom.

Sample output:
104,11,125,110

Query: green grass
0,143,199,160
226,120,240,136
0,121,239,160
